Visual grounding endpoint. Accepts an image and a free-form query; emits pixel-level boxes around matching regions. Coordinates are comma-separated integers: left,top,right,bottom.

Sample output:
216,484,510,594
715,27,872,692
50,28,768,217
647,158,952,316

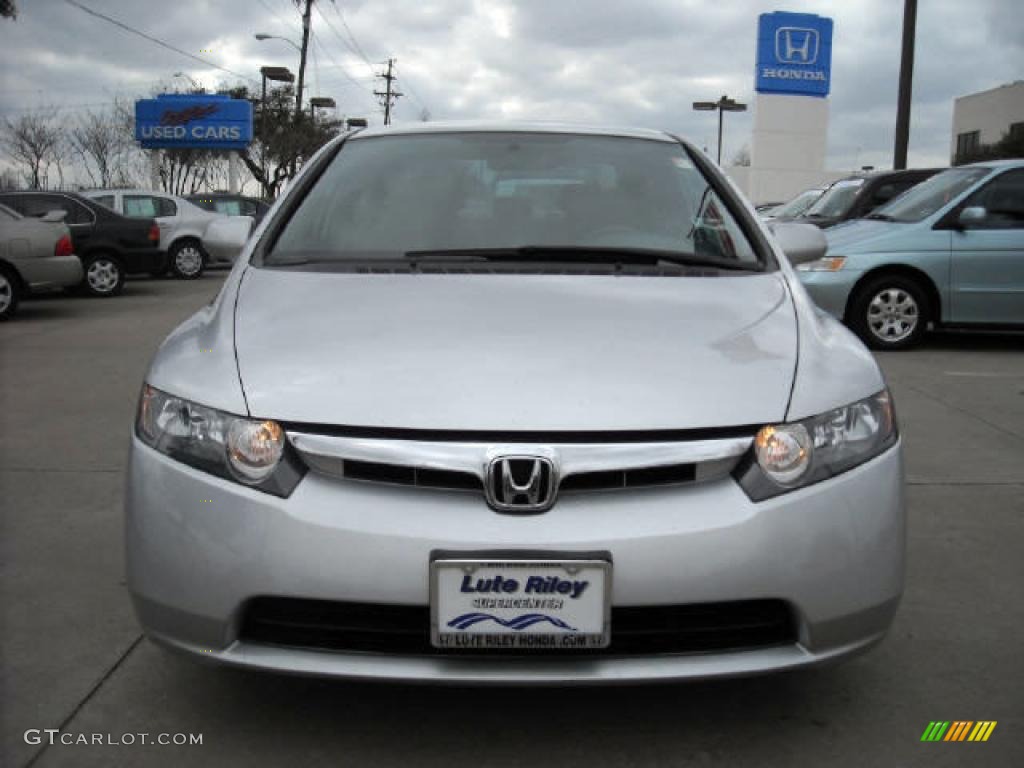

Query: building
951,81,1024,162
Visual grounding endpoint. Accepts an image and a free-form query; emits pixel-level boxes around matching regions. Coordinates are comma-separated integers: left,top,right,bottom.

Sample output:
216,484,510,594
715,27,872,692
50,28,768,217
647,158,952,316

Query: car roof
962,158,1024,170
350,120,677,143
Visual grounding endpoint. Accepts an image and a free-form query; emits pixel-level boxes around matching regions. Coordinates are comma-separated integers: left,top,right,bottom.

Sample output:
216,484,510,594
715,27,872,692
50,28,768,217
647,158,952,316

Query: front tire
81,254,125,297
848,275,929,350
169,240,204,280
0,265,21,320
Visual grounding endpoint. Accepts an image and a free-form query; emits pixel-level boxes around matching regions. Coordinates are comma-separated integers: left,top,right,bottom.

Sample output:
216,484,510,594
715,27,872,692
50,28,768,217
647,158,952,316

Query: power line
62,0,258,85
310,36,375,96
315,3,373,73
255,0,298,32
330,1,374,68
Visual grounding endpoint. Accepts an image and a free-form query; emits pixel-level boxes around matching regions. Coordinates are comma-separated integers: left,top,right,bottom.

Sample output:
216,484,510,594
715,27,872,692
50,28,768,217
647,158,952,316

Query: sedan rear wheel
170,240,204,279
0,267,20,320
82,255,125,297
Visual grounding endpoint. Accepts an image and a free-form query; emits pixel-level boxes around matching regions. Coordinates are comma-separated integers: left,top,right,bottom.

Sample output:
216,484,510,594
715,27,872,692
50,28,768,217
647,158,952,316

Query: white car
81,189,226,279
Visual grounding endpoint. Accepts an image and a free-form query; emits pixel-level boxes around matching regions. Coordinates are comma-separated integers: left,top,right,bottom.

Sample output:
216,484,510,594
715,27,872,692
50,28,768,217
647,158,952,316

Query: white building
950,81,1024,162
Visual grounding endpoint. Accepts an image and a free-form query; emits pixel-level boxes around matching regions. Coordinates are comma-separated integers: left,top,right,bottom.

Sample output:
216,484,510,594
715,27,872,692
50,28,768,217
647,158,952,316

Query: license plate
431,558,611,650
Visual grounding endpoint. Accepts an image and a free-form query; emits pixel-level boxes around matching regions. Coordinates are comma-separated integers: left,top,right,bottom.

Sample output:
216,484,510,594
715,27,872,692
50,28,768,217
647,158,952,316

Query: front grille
239,597,796,657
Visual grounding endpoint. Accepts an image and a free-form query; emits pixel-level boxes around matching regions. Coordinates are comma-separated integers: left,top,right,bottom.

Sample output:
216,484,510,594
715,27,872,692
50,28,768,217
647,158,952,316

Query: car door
949,169,1024,325
123,194,177,249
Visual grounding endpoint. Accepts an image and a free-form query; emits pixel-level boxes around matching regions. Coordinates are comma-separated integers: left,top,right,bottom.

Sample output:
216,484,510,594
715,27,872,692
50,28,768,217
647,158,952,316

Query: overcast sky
1,0,1022,172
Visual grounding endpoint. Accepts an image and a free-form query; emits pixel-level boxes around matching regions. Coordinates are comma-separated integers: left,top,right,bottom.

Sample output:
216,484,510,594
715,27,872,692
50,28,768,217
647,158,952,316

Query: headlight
796,256,846,272
736,390,897,501
136,384,304,497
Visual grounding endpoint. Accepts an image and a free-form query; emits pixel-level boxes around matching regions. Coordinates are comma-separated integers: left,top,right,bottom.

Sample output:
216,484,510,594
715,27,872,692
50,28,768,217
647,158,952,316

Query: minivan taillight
54,234,73,257
148,224,160,243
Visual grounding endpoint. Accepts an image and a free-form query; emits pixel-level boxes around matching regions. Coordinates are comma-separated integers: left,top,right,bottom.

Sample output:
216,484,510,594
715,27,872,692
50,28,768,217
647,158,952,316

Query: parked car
797,159,1024,349
81,189,223,279
760,185,827,222
126,122,905,684
754,200,784,214
0,203,83,319
0,191,163,297
782,168,942,229
187,193,271,226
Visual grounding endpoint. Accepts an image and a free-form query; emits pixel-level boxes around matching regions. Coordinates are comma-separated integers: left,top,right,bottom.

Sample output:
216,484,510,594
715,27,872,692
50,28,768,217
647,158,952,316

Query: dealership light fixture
309,96,336,118
254,33,301,53
692,95,748,165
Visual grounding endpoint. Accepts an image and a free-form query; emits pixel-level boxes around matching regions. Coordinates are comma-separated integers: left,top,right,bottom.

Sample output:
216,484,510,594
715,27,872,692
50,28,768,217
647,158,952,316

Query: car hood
825,218,914,253
233,269,798,431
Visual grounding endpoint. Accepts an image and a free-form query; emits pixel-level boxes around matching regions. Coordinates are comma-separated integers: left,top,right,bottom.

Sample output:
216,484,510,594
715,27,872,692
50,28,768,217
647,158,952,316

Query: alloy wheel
0,273,11,314
87,258,120,294
175,246,203,277
867,288,919,343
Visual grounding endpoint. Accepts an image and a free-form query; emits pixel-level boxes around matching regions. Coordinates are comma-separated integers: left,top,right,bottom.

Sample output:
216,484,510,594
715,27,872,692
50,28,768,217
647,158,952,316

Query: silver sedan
0,203,82,320
126,123,905,684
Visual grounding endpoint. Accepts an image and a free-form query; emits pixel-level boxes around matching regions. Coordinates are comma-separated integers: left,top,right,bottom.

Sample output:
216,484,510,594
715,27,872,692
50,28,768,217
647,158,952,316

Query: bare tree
68,108,131,188
418,107,432,123
1,0,16,20
1,110,64,189
731,145,751,167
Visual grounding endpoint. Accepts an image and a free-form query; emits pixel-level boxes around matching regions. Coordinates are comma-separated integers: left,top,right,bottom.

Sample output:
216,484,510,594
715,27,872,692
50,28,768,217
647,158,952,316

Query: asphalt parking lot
2,275,1022,768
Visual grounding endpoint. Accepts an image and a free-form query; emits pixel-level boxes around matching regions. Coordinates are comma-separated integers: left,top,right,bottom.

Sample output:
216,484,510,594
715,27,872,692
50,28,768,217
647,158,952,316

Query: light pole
254,31,307,113
693,95,748,165
172,71,202,91
259,66,295,200
309,96,336,120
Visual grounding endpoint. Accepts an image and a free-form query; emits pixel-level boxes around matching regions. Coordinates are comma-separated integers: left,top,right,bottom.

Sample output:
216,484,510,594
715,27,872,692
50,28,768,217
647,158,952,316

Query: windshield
771,188,823,219
266,133,761,269
872,167,992,222
803,178,864,218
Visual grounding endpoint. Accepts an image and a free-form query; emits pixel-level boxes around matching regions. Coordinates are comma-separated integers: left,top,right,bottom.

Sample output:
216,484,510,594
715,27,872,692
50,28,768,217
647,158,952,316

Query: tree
419,107,432,123
731,145,751,167
1,110,64,189
225,83,341,200
1,0,16,20
67,108,132,188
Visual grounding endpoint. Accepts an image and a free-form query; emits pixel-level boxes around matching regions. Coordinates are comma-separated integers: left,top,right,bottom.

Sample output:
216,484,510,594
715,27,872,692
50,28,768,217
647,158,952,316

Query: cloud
1,0,1020,176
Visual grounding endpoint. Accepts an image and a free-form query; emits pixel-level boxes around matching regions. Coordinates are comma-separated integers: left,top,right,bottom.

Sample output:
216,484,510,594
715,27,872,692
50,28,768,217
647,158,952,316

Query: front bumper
15,254,83,292
125,437,905,684
797,269,864,320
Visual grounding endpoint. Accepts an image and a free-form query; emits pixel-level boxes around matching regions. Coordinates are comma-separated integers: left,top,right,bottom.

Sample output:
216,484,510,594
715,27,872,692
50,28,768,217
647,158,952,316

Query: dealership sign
135,94,253,150
755,11,833,97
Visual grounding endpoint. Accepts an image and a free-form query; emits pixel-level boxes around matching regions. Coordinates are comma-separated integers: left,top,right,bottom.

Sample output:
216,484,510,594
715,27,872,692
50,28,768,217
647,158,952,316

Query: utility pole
893,0,918,169
374,58,403,126
295,0,313,115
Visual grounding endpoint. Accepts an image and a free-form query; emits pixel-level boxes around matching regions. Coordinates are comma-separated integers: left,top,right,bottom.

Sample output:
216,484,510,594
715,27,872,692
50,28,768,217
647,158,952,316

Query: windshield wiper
403,246,763,272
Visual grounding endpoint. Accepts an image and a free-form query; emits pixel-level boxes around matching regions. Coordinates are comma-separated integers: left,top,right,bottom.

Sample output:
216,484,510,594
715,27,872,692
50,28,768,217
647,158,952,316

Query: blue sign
755,12,833,98
135,94,253,150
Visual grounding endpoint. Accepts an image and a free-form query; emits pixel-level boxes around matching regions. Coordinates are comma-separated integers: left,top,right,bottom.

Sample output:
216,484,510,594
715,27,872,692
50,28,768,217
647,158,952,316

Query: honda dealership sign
135,94,253,150
755,12,833,98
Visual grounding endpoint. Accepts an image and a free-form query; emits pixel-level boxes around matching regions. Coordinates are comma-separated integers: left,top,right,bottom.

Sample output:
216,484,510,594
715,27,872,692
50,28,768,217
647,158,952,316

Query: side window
64,199,94,225
92,195,115,210
870,181,913,209
123,195,159,219
20,195,64,218
215,200,243,216
962,170,1024,230
240,200,258,216
155,197,177,217
0,196,26,215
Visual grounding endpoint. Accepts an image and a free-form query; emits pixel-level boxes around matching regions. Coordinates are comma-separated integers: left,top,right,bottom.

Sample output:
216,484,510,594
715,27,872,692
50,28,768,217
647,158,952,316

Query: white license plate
431,558,611,650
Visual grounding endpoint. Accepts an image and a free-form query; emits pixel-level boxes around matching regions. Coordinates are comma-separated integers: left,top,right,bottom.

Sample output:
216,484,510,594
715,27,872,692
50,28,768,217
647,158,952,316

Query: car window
869,181,913,209
804,179,864,218
155,197,178,217
124,195,161,218
771,189,821,219
215,200,244,216
0,205,17,222
876,167,992,223
268,133,760,267
64,199,94,224
960,170,1024,229
92,195,115,210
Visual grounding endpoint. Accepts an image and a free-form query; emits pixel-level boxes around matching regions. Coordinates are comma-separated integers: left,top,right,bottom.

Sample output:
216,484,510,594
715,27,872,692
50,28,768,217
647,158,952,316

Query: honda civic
126,122,905,683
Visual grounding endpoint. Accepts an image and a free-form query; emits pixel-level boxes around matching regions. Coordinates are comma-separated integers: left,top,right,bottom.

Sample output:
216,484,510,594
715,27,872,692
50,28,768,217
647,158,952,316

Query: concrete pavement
2,276,1022,767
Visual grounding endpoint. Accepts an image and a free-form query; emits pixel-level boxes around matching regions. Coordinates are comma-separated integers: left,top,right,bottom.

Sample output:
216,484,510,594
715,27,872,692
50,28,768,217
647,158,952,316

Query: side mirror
41,210,67,223
768,221,828,266
957,206,986,228
203,216,253,263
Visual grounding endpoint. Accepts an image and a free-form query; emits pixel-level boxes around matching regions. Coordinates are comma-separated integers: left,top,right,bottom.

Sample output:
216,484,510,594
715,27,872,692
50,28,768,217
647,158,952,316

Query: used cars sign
135,94,253,150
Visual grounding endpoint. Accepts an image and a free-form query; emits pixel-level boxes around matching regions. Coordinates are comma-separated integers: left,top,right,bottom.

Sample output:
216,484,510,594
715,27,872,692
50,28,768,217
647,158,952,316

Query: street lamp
693,95,747,165
172,71,202,91
309,96,336,119
254,33,301,52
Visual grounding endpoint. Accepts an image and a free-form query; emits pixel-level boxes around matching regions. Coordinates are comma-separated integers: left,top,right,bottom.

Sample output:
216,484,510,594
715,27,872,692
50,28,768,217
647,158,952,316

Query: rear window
265,133,762,269
804,178,864,218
